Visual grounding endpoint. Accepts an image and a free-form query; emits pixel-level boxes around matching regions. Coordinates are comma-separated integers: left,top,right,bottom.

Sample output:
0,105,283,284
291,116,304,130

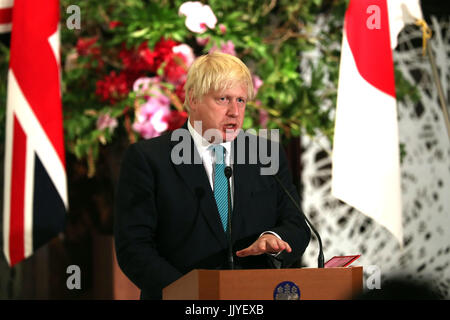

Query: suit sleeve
269,145,311,267
114,143,183,297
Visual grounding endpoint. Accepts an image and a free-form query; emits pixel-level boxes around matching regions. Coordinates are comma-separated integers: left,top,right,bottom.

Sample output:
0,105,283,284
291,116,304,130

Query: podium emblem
273,281,301,300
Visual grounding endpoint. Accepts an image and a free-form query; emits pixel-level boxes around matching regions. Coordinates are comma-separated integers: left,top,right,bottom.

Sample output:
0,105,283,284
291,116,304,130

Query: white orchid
172,44,195,67
178,1,217,34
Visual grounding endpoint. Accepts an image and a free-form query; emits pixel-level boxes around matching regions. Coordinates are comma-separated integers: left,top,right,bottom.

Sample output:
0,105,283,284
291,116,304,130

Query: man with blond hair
115,52,310,300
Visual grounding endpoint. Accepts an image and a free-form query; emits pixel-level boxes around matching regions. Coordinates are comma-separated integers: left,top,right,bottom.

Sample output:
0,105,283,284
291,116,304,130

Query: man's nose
227,100,239,116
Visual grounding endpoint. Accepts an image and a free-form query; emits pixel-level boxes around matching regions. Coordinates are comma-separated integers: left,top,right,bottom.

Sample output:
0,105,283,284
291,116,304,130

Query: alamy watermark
66,5,81,30
366,5,381,30
170,121,280,176
365,265,381,290
66,265,81,290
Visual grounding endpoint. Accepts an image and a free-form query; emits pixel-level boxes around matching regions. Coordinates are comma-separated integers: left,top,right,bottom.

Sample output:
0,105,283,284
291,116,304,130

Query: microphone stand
273,174,324,268
224,166,234,270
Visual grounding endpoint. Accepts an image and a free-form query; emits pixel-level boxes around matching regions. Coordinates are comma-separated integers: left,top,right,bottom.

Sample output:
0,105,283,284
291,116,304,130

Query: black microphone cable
273,174,325,268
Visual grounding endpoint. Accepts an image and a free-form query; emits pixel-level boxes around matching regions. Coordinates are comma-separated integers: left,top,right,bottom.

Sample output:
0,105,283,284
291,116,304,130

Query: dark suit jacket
114,125,311,299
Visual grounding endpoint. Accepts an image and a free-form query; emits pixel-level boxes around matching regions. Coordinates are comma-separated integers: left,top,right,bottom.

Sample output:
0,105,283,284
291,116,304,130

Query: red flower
164,53,187,84
119,41,157,74
138,42,156,68
76,37,100,56
164,110,188,131
153,37,179,70
76,37,104,69
175,80,186,103
109,21,122,30
95,71,130,104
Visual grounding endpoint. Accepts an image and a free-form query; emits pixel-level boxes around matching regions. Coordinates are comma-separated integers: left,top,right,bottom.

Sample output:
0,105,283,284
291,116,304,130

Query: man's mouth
224,124,237,131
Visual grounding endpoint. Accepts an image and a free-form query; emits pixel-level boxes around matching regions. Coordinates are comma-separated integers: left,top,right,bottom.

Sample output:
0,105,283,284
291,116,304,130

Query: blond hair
183,52,254,111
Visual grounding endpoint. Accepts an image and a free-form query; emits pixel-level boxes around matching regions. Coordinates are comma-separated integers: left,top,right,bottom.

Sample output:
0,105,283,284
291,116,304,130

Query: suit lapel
169,125,228,249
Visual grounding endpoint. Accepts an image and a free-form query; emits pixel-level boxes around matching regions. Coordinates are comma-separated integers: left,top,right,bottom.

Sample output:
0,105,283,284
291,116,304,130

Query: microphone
273,174,325,268
224,166,234,270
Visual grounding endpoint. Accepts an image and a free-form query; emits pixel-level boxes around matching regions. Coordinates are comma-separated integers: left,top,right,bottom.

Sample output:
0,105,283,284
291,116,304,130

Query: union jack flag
0,0,13,33
3,0,68,266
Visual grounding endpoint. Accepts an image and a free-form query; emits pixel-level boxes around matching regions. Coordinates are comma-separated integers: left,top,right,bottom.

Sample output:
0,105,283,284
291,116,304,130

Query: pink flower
140,93,170,116
133,103,170,139
96,113,118,132
133,106,170,139
132,121,160,139
132,77,171,139
220,40,236,56
133,77,160,93
196,36,210,46
252,75,263,95
219,24,226,34
209,40,236,56
179,1,217,34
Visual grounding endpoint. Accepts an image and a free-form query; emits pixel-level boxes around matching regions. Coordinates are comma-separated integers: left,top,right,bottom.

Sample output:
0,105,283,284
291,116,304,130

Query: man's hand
235,234,292,257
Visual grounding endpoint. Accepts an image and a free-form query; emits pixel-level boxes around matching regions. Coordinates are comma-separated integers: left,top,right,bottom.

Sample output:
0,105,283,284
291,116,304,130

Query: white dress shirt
187,120,234,206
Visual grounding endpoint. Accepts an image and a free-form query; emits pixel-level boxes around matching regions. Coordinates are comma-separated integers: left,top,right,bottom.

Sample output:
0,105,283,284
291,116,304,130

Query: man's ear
188,90,197,112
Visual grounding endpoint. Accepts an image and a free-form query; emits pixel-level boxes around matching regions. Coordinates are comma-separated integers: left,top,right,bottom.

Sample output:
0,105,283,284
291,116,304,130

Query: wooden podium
163,267,363,300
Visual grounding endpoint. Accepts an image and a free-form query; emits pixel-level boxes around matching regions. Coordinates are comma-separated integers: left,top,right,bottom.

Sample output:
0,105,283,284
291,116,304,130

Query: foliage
0,0,419,176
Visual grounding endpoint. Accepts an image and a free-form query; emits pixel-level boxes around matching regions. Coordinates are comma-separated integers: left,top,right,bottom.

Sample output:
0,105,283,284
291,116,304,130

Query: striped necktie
212,144,228,232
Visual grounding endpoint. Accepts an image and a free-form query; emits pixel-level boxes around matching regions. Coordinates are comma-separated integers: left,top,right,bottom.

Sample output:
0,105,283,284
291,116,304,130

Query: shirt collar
187,118,232,158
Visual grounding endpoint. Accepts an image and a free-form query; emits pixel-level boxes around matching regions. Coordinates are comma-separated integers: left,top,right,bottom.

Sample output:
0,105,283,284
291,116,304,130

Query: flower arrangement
1,0,352,177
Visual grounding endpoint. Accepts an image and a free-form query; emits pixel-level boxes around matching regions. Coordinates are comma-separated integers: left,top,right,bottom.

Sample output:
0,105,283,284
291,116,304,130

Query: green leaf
130,28,150,38
243,116,254,129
